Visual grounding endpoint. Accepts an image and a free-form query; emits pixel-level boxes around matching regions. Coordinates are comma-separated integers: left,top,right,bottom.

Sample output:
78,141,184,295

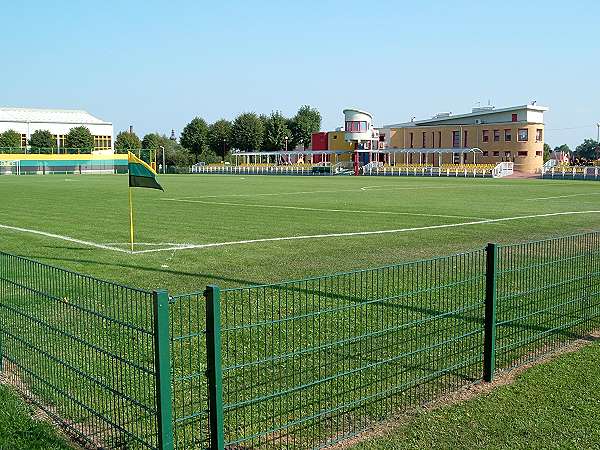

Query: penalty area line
131,210,600,254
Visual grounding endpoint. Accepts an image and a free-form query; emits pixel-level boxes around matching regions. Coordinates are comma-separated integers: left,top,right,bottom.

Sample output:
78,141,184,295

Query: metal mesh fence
2,232,600,450
495,232,600,370
0,252,159,449
169,292,211,450
219,251,487,448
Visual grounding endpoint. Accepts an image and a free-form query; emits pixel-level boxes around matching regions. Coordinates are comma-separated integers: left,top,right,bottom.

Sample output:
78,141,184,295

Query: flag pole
129,186,134,252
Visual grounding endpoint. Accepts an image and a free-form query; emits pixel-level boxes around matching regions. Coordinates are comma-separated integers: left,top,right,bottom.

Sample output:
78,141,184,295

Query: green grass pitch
0,174,599,292
1,173,600,448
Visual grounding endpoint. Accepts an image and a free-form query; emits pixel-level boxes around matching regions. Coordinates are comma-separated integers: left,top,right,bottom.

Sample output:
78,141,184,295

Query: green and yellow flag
128,151,163,191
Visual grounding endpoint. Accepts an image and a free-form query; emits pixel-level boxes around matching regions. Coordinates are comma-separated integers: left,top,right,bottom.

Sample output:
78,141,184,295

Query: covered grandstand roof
0,107,111,125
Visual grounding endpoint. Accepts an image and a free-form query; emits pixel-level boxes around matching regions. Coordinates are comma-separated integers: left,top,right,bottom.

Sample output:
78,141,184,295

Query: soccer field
2,173,600,449
1,174,600,292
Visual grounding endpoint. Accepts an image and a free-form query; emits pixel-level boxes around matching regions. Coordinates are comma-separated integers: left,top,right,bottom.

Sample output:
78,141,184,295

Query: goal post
0,160,20,175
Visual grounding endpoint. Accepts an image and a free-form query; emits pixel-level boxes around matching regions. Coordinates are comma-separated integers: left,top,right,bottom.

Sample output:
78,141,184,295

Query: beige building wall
388,123,544,172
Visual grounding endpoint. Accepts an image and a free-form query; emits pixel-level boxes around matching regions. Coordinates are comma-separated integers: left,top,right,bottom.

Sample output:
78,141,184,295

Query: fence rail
1,232,600,449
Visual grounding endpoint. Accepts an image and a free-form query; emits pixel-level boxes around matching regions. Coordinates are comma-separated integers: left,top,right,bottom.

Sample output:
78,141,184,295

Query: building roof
0,107,111,125
384,104,548,128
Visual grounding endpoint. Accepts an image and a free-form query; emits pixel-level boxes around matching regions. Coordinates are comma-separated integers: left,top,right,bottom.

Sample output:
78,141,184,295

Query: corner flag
127,152,163,252
128,152,163,191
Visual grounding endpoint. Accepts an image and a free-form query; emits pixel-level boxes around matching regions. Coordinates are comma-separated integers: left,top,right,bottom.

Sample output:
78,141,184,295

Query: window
482,130,489,143
21,134,27,148
93,135,112,150
504,129,512,142
493,151,500,156
536,129,543,142
53,134,67,148
505,151,512,157
379,134,385,142
512,113,518,122
517,128,528,142
518,151,528,156
438,131,442,148
493,130,500,142
345,121,368,132
410,132,414,148
536,151,543,157
463,130,468,147
431,132,435,148
422,132,426,148
452,131,460,148
482,151,489,156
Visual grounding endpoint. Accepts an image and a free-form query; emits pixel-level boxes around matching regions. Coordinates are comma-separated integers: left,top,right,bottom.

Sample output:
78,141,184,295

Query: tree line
113,105,322,164
544,140,600,164
0,126,96,153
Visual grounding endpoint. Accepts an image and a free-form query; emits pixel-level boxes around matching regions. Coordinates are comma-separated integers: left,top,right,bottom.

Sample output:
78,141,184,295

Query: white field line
526,193,600,201
0,224,130,253
161,198,488,220
176,183,520,201
176,185,451,200
131,210,600,254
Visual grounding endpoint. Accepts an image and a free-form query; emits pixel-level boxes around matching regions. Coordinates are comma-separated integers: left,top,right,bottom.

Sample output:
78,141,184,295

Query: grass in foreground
0,384,72,450
353,339,600,449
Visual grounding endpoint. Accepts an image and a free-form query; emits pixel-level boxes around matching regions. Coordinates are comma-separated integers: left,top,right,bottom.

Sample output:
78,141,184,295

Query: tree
208,119,232,158
65,126,94,152
543,143,551,162
180,117,209,161
263,111,291,151
28,130,56,153
574,139,600,161
231,112,264,152
553,144,571,154
290,105,321,149
114,131,141,152
142,133,162,150
0,129,22,150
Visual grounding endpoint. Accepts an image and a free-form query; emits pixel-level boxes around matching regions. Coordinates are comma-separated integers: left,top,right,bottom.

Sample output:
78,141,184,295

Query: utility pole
159,146,165,174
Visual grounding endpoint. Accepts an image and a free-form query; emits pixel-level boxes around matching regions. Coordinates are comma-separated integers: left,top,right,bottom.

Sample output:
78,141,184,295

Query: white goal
0,160,21,175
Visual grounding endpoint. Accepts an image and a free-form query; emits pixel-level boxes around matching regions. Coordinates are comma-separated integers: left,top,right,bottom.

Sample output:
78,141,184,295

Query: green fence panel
168,292,211,450
219,251,487,448
495,232,600,370
0,251,159,449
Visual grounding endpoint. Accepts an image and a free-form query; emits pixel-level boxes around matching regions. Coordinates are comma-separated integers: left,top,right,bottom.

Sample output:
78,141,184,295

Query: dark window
452,131,460,148
504,129,512,142
482,151,489,156
518,128,528,142
518,151,528,156
536,151,543,156
512,113,518,122
482,130,489,143
438,131,442,148
536,129,543,142
379,134,385,142
493,130,500,142
505,151,512,157
463,130,468,147
410,132,414,148
493,151,500,156
422,132,426,148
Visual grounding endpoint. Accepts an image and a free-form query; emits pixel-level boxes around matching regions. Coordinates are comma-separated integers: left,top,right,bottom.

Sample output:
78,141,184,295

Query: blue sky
2,0,599,148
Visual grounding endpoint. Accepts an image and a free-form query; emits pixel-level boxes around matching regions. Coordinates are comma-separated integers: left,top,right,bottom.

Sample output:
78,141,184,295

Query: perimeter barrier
1,232,599,449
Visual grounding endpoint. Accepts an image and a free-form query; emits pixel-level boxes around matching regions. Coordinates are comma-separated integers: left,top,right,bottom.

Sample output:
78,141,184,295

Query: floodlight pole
159,146,165,174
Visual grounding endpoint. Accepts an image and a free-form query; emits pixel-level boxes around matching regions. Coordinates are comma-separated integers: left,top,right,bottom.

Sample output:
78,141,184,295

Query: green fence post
205,285,225,450
484,243,498,382
153,290,174,450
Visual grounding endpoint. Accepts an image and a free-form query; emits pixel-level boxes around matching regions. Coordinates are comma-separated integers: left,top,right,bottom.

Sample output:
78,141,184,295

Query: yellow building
319,104,548,173
383,104,547,173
